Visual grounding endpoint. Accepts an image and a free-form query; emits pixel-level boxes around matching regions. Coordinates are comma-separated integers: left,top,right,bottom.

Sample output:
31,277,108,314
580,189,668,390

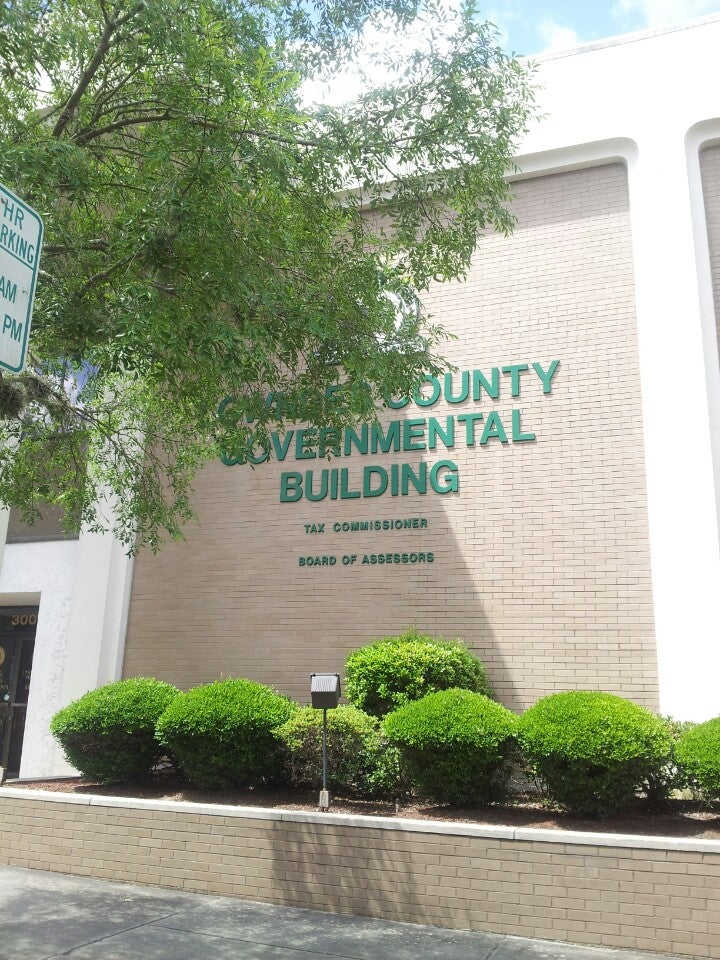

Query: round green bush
275,705,403,799
383,688,517,805
517,691,673,817
676,717,720,801
345,628,492,718
155,678,297,788
50,677,180,784
642,716,696,804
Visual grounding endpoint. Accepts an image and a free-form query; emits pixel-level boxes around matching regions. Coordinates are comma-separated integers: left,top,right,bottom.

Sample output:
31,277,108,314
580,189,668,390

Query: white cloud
537,18,581,52
612,0,720,28
482,5,517,50
299,15,412,107
299,0,496,107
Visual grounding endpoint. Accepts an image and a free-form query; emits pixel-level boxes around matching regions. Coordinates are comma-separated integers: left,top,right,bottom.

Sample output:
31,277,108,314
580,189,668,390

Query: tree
0,0,534,550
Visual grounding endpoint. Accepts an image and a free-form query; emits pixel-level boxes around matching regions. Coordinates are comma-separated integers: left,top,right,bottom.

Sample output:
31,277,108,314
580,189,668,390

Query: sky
494,0,720,55
301,0,720,105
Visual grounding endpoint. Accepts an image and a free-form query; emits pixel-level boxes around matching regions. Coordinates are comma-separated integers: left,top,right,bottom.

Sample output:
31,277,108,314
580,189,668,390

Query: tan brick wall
1,792,719,957
123,163,658,711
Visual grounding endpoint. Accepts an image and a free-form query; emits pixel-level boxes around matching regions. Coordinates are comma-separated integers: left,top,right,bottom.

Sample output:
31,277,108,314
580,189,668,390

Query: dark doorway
0,606,38,778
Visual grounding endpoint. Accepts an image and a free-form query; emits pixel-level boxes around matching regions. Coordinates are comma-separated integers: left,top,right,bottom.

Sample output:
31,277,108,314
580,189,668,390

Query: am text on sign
0,184,43,373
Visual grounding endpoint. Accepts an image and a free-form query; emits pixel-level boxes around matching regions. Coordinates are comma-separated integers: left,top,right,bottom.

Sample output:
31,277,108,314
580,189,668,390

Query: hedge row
49,630,720,817
51,679,720,816
51,677,404,798
51,629,487,794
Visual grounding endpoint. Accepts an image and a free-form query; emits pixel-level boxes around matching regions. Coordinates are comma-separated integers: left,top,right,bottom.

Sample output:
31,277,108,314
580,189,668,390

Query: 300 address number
11,614,37,627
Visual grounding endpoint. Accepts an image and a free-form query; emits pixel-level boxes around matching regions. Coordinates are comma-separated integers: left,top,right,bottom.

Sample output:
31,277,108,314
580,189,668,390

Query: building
3,15,720,779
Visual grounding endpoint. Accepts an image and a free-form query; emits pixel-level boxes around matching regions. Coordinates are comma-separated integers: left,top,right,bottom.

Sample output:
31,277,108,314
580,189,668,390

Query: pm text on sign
0,184,43,373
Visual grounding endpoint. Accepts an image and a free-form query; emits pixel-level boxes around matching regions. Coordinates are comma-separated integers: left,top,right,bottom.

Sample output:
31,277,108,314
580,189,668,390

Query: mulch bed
6,773,720,839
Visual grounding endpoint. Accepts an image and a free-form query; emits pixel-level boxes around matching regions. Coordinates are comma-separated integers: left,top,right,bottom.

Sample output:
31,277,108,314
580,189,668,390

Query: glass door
0,607,38,778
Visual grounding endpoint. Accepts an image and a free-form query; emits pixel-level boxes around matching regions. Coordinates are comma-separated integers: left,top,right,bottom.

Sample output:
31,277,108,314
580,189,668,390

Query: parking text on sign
0,185,43,373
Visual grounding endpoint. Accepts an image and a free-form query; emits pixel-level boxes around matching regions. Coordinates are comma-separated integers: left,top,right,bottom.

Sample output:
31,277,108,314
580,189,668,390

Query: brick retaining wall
1,788,718,957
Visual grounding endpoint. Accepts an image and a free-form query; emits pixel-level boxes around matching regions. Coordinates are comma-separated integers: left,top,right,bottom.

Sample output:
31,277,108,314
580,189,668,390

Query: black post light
310,673,341,810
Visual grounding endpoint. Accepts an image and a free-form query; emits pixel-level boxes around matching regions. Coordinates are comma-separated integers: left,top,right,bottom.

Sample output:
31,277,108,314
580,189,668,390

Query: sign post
0,184,43,374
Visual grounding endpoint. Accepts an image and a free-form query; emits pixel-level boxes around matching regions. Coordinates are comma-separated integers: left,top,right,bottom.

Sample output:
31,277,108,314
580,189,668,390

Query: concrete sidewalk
0,866,690,960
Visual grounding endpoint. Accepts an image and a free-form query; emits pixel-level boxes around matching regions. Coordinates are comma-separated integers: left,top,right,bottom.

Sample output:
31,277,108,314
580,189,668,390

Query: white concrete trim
622,129,720,721
98,539,134,684
0,508,9,574
686,121,720,544
512,138,636,181
61,531,134,708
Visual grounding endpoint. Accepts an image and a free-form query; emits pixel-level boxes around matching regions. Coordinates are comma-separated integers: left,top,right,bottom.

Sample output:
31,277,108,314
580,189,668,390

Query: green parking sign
0,184,43,373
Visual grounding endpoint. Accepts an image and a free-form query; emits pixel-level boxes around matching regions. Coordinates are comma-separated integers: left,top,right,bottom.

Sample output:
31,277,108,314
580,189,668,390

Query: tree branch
44,240,110,254
76,255,135,296
75,110,172,143
52,2,146,138
76,110,320,149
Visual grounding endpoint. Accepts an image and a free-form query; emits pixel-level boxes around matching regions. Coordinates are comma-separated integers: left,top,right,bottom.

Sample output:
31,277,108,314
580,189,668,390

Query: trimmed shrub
383,688,517,805
275,705,403,799
642,716,696,804
155,678,296,788
50,677,180,784
517,691,673,817
676,717,720,801
345,628,491,718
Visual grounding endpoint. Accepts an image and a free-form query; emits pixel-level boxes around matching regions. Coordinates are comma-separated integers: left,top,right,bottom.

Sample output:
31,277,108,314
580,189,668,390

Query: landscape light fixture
310,673,341,810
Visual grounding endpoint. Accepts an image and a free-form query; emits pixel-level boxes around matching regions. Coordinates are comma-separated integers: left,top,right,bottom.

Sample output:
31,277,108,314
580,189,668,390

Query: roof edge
527,11,720,64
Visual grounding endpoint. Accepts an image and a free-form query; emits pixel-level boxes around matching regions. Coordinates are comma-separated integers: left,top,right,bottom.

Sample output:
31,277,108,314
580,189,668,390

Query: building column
60,529,135,708
627,128,720,720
